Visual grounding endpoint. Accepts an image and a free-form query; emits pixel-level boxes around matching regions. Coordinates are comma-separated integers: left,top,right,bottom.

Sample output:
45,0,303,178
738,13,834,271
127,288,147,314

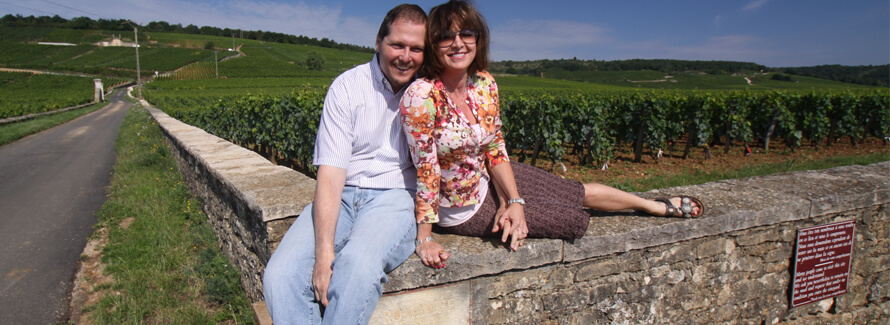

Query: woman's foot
655,196,704,218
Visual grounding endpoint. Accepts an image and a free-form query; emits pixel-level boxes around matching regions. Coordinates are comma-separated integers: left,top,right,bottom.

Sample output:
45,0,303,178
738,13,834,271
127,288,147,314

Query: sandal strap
655,198,678,216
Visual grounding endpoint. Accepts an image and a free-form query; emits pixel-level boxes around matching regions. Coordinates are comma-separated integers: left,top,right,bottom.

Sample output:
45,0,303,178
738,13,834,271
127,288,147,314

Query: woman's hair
420,0,490,78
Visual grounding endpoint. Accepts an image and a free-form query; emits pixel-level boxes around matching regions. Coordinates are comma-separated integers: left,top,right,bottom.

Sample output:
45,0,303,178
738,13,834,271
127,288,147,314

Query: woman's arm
400,81,442,224
479,73,527,250
401,81,452,268
488,162,528,251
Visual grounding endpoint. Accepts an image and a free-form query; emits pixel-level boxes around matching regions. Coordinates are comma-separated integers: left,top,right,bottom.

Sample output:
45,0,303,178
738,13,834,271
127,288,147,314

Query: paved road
0,91,129,324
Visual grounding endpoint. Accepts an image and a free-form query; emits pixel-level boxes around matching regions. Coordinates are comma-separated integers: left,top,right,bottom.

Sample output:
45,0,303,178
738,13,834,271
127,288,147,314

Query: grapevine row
155,89,889,175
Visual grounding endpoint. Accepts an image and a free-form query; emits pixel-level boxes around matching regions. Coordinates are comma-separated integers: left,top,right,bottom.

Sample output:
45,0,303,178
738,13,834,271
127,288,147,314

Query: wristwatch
507,198,526,206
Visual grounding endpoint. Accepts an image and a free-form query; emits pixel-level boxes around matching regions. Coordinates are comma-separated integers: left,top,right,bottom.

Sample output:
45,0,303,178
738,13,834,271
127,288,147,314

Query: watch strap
507,198,526,205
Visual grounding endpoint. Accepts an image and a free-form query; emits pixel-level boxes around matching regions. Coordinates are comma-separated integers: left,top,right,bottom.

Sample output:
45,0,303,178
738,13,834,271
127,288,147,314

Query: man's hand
311,165,346,307
312,252,335,306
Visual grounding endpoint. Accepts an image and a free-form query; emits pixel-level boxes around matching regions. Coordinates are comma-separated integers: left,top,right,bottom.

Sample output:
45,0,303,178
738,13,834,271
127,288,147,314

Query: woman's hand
492,203,528,251
416,241,450,269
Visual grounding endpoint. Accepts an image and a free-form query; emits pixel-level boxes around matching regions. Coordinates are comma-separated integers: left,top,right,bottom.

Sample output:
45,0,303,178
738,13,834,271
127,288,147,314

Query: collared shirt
400,71,510,224
313,54,417,190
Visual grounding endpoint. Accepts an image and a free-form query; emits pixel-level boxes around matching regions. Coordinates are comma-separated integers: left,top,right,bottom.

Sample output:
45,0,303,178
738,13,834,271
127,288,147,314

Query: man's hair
420,0,489,78
376,4,427,44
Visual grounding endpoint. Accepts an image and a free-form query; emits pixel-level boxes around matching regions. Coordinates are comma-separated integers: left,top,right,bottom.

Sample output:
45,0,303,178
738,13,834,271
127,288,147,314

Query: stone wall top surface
146,103,315,222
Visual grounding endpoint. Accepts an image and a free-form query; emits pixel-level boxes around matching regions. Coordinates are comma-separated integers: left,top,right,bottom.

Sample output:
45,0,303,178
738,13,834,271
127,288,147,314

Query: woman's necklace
449,85,477,125
444,82,468,109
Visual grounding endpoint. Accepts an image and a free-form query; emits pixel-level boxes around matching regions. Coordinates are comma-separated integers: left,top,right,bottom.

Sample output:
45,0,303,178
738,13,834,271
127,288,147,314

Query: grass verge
0,101,107,147
610,151,890,192
79,101,254,324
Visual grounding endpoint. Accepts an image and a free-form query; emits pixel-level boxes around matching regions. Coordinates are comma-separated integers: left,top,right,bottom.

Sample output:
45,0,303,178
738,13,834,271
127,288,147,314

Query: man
262,4,426,324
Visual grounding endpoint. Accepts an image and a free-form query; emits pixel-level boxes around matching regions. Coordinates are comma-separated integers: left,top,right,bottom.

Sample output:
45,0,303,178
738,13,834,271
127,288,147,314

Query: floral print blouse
400,71,510,224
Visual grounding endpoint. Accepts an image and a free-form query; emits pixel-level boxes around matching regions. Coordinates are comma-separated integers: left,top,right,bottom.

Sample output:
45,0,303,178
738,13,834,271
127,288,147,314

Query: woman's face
436,23,477,76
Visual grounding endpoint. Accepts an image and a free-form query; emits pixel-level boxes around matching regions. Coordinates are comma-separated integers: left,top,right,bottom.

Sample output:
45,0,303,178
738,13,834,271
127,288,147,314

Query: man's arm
312,165,347,307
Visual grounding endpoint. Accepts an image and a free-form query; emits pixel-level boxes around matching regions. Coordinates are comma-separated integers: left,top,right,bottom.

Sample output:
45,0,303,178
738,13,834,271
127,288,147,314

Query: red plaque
791,220,855,308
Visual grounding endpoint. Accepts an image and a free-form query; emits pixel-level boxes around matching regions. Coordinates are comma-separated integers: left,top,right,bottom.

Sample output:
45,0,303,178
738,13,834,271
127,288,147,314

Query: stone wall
145,101,889,324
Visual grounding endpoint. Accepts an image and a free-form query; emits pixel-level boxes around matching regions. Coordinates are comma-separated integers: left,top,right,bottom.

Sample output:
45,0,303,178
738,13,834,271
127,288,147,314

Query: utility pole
214,50,219,78
123,21,142,99
232,33,235,51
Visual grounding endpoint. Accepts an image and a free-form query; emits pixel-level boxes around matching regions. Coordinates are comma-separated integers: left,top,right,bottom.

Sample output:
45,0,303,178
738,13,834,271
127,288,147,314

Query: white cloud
490,19,610,60
742,0,771,11
665,35,773,62
611,34,780,64
713,15,725,28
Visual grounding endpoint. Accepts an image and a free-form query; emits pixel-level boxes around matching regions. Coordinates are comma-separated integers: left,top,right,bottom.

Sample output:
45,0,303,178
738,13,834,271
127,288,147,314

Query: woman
400,0,703,269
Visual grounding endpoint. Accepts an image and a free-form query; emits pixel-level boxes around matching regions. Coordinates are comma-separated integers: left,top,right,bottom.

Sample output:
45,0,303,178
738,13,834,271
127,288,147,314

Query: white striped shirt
313,54,417,190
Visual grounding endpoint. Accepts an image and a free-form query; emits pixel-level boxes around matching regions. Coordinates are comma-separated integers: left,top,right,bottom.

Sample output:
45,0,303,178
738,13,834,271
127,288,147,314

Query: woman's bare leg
582,183,699,216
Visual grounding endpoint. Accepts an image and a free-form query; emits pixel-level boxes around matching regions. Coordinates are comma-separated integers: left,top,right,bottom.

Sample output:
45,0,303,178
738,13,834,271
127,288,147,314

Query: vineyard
0,26,109,44
155,88,889,176
0,71,128,118
0,41,226,75
498,89,889,167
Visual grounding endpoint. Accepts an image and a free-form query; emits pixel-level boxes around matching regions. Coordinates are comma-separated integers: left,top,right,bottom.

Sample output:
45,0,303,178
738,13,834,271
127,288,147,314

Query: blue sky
2,0,888,67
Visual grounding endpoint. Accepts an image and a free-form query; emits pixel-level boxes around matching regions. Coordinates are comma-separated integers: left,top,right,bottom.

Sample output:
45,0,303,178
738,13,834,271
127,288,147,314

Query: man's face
376,19,425,90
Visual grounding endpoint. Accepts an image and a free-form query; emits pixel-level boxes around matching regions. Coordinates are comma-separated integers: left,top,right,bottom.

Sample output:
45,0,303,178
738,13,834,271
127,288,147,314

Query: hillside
491,58,889,88
1,16,882,93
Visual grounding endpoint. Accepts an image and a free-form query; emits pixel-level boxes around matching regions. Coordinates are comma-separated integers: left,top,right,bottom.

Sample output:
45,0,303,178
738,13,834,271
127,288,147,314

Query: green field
0,40,228,74
0,71,128,118
0,26,109,44
537,69,875,90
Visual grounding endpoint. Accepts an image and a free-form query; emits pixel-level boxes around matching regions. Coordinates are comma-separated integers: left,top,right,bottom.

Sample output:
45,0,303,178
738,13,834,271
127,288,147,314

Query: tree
183,24,199,34
306,51,324,71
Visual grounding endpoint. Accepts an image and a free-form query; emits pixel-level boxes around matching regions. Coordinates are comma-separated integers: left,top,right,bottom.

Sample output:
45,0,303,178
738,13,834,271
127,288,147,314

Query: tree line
491,58,889,87
491,58,767,75
0,14,375,54
775,65,889,87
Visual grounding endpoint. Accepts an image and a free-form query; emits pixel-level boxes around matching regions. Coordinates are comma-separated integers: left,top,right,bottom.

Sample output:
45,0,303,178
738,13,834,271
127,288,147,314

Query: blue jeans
263,186,416,325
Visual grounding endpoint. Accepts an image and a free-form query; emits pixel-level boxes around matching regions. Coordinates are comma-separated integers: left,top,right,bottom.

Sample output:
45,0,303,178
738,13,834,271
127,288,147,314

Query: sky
1,0,888,67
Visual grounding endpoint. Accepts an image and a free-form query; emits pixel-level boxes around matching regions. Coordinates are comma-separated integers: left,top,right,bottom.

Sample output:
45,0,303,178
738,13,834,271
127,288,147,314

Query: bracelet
507,198,526,206
415,236,433,246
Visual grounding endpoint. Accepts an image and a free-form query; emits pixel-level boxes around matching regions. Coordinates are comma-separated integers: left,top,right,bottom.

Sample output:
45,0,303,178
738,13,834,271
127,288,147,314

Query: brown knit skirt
439,162,590,239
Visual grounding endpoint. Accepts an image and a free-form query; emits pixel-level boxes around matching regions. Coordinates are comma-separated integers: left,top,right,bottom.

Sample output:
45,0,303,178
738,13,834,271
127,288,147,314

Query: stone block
763,242,792,263
384,233,563,293
574,259,619,282
646,243,694,267
370,282,472,325
487,266,551,299
735,227,781,246
734,255,764,273
695,237,732,259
